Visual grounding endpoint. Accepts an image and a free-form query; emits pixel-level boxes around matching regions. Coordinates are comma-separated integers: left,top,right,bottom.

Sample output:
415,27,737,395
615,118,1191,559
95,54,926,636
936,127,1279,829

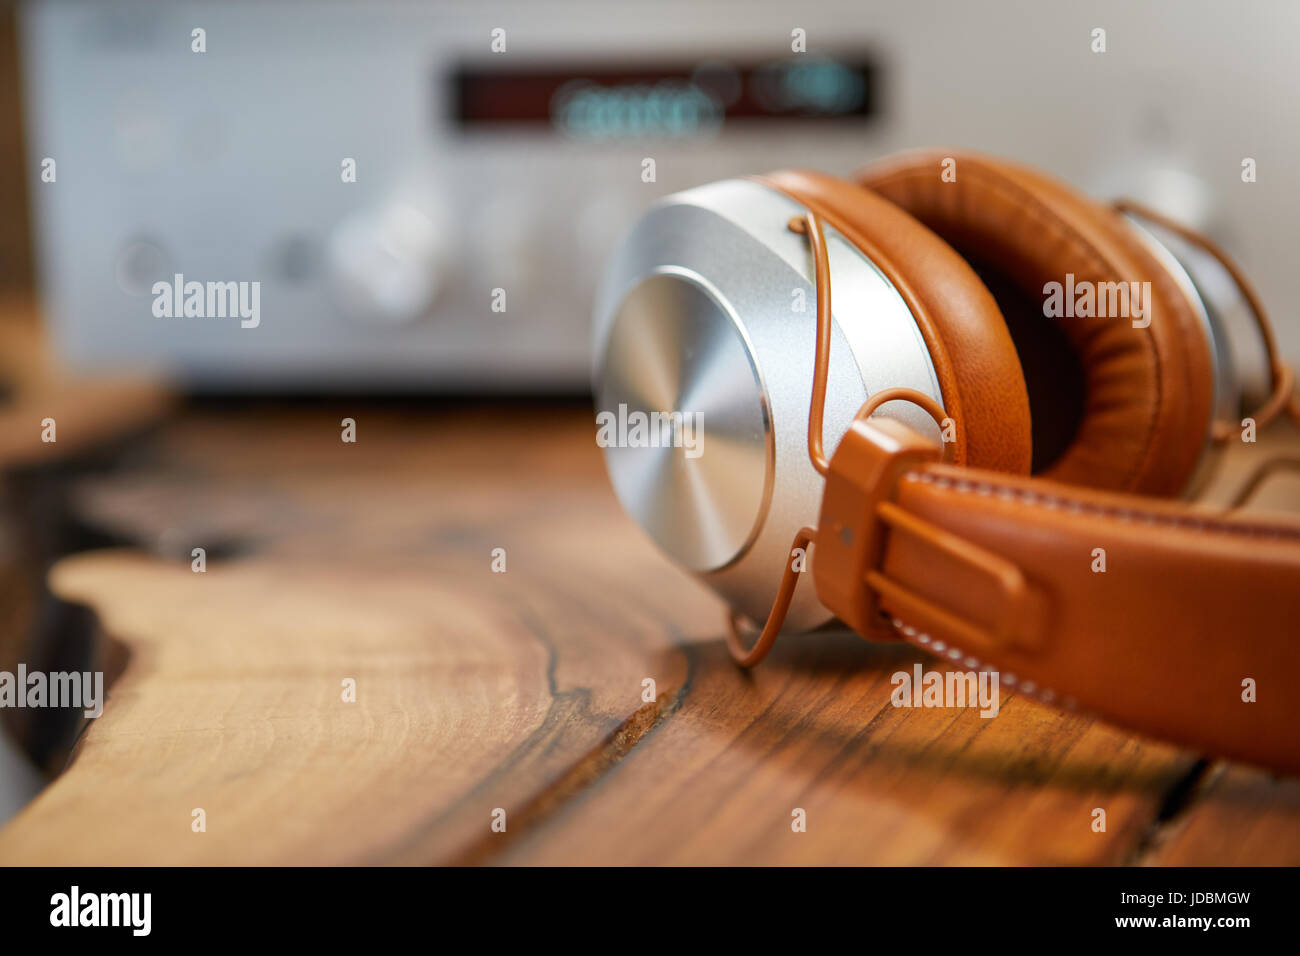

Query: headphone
592,148,1300,774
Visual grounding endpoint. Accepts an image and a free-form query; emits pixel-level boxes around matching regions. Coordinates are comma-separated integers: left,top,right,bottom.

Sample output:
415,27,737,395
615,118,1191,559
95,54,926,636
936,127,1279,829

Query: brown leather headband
815,420,1300,774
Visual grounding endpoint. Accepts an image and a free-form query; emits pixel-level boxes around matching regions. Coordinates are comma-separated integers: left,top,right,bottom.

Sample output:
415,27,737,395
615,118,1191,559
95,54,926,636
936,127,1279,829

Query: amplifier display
453,56,878,137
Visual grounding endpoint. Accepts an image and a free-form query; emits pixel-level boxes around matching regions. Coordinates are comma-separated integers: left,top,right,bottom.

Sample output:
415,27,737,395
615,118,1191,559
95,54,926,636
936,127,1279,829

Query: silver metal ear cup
597,269,773,572
592,178,945,631
1120,210,1251,496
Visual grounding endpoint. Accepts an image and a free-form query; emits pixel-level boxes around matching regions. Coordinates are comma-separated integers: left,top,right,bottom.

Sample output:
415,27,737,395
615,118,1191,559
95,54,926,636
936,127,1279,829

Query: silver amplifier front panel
22,0,1299,391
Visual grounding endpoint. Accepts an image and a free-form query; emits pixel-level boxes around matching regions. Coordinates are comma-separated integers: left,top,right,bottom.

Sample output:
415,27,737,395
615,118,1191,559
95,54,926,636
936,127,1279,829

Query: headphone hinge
813,416,1045,654
812,417,939,640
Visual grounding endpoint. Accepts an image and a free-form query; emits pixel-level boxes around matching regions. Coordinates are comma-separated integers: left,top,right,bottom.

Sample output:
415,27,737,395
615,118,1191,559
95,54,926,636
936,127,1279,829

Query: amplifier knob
326,200,446,327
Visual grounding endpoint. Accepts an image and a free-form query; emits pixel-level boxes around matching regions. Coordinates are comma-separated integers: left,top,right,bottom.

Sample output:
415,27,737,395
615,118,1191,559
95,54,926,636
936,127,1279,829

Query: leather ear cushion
856,149,1215,496
755,169,1033,476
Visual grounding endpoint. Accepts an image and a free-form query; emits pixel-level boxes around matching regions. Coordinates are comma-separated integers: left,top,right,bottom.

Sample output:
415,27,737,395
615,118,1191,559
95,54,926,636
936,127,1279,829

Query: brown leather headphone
593,148,1300,774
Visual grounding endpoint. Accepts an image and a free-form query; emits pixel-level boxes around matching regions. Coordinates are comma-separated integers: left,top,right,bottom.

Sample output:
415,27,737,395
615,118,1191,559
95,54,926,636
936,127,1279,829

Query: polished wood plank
1143,766,1300,865
0,405,1296,864
0,407,718,863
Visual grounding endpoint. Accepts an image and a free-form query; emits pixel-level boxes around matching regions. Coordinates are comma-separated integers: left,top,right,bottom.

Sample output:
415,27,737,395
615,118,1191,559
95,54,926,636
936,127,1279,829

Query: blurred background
7,0,1300,388
1,0,1298,834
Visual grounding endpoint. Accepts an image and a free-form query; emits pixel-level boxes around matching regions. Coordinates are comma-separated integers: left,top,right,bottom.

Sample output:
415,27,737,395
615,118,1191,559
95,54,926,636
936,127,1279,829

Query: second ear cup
755,169,1033,477
857,148,1216,496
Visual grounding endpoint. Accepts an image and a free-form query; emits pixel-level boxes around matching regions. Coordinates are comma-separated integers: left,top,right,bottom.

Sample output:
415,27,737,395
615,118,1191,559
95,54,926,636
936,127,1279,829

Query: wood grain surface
0,297,174,774
0,398,1297,865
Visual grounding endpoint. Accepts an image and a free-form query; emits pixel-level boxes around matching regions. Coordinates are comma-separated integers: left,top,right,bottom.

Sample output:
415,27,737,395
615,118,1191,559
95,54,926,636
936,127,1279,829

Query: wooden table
0,333,1297,864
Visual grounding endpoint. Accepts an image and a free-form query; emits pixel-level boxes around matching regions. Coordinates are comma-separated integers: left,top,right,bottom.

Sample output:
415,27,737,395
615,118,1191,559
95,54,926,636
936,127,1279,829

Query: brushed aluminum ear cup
597,269,772,573
592,178,946,630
